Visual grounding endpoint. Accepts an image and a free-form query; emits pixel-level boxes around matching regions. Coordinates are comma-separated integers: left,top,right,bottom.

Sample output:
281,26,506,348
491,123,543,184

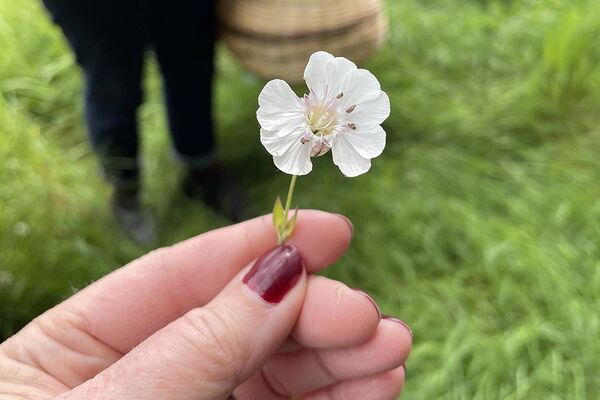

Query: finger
291,276,381,349
3,211,352,387
261,318,411,397
69,211,352,352
59,246,308,400
302,365,406,400
73,210,352,352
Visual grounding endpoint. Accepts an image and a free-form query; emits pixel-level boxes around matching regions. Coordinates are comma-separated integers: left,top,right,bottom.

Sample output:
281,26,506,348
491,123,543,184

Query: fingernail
382,315,413,339
335,213,354,237
243,245,304,304
352,288,381,320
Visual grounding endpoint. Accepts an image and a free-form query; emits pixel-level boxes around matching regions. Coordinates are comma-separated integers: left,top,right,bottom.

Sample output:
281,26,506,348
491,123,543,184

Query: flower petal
332,136,372,177
304,51,357,100
342,124,386,159
332,56,358,74
260,127,304,157
257,79,305,132
347,91,391,127
303,51,334,99
339,69,382,109
273,139,313,176
327,56,358,96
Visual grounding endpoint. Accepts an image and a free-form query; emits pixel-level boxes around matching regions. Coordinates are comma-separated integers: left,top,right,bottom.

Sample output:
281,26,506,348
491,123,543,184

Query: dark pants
43,0,216,188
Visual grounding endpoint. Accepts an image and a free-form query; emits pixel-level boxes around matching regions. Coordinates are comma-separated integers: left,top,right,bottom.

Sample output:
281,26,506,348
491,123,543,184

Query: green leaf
272,196,284,231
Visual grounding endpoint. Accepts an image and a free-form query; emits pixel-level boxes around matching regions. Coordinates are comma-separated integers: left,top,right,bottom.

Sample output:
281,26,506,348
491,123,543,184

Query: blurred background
2,0,600,398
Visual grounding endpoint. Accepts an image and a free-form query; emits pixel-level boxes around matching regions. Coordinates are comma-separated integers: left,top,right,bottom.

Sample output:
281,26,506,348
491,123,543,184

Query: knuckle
176,307,243,385
313,351,337,384
260,366,292,398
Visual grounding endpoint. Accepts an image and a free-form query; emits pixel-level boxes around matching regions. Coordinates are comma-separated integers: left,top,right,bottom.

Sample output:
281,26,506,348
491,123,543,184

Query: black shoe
110,188,157,246
182,163,251,223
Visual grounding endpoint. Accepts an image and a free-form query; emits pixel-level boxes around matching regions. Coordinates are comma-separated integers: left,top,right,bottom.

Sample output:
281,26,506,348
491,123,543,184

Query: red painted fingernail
382,315,413,339
243,245,304,304
352,288,381,320
335,213,354,237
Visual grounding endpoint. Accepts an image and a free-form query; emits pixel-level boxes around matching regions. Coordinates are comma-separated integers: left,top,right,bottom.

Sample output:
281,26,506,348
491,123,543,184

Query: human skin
0,211,411,399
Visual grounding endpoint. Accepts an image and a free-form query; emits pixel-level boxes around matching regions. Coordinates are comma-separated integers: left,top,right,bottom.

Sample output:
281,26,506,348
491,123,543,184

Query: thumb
60,245,306,400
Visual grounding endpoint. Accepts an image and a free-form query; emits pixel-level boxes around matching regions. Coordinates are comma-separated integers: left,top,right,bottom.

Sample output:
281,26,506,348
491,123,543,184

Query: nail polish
243,245,304,303
352,288,381,320
382,315,413,339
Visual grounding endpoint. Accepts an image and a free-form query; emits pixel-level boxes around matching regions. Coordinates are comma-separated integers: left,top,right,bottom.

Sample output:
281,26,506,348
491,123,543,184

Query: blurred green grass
2,0,600,398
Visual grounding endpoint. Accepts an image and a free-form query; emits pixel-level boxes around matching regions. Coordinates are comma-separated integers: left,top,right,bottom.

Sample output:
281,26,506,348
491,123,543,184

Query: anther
346,104,356,113
337,92,344,99
347,123,357,130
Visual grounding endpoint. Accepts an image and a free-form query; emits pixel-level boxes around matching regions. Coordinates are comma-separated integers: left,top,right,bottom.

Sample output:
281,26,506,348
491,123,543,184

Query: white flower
257,51,390,177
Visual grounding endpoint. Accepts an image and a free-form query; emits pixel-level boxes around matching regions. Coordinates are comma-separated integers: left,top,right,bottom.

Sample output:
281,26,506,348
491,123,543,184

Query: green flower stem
284,174,298,222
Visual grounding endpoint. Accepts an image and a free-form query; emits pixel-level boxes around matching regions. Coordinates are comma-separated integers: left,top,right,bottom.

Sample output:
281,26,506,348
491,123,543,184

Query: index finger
59,210,352,352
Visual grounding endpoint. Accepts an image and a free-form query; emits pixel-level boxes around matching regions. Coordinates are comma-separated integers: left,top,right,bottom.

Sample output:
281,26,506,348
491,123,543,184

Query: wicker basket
217,0,388,83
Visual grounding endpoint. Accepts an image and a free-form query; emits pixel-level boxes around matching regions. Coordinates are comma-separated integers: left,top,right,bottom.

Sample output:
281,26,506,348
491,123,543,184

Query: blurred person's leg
152,0,249,222
43,0,154,189
152,0,216,167
43,0,158,244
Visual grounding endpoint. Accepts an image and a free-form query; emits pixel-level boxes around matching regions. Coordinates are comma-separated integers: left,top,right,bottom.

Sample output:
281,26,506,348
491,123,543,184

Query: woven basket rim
219,11,380,42
217,0,384,36
217,0,388,82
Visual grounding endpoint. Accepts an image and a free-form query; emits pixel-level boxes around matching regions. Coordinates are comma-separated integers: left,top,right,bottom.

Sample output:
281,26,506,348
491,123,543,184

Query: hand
0,211,411,399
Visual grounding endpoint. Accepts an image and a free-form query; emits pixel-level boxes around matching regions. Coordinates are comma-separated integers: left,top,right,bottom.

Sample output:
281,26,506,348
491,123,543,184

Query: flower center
306,101,339,137
300,90,358,157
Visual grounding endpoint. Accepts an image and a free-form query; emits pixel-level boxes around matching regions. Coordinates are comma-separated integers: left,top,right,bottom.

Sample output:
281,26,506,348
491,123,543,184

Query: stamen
346,104,356,113
318,116,334,132
347,123,357,130
300,130,312,144
309,136,332,157
337,92,344,99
